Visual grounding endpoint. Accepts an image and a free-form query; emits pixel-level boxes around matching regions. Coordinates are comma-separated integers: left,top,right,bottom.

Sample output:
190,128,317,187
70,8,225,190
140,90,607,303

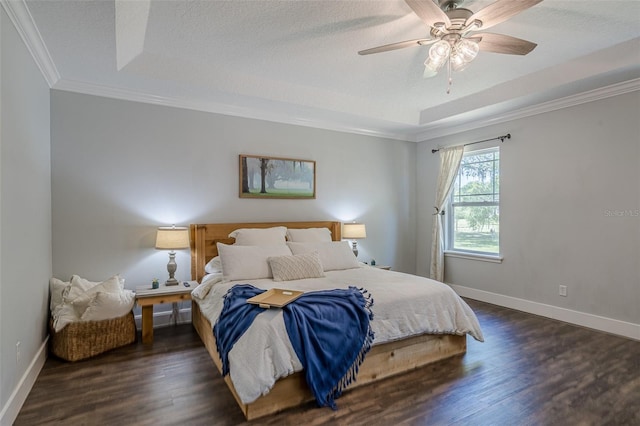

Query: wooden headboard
190,221,342,282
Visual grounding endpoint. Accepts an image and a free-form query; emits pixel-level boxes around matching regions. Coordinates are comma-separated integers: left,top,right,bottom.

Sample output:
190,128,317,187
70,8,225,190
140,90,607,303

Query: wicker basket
50,311,137,362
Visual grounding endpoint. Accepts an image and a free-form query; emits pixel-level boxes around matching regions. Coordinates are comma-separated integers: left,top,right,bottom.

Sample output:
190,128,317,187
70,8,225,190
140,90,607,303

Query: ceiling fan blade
475,33,537,55
466,0,543,31
405,0,451,29
358,38,433,55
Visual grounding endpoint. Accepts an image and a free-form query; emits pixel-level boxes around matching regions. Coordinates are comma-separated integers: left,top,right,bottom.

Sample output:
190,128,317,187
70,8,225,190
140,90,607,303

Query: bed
189,221,483,420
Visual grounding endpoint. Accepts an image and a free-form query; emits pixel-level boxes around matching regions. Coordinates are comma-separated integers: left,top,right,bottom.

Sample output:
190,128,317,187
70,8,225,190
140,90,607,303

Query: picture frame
239,155,316,199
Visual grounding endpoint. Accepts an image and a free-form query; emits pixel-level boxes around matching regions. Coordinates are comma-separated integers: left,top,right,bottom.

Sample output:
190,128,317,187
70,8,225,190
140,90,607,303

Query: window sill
444,251,503,263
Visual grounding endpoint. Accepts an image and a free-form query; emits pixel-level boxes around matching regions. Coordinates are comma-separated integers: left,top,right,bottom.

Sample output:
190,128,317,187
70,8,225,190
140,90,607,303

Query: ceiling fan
359,0,543,92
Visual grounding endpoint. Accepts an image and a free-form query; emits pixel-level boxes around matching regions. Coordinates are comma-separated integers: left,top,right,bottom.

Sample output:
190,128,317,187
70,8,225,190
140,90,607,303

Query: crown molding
414,78,640,142
54,76,640,145
1,0,59,87
53,78,414,142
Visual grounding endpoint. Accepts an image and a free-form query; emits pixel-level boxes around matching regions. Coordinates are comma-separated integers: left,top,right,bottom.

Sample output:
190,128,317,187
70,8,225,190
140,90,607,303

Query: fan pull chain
446,57,453,94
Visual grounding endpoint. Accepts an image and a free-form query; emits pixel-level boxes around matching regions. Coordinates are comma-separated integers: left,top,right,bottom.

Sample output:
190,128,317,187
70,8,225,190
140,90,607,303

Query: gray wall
417,91,640,326
50,90,416,292
0,7,52,420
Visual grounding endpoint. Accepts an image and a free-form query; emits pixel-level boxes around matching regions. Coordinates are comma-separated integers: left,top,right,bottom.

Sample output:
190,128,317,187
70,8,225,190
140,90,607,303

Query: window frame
444,145,503,261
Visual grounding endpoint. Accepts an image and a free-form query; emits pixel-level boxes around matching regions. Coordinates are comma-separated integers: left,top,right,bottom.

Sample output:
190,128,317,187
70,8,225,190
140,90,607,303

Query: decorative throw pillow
204,256,223,274
228,226,287,246
49,277,70,311
52,303,80,332
80,290,135,322
63,275,101,303
287,241,360,271
217,243,292,281
286,228,332,243
268,252,325,282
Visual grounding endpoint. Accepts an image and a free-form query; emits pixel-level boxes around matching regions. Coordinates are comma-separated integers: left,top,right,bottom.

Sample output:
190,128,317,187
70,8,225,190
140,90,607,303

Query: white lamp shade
155,226,190,250
343,223,366,239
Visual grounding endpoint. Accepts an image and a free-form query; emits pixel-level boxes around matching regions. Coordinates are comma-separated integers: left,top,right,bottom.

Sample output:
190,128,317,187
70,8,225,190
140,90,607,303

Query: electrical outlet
16,341,21,365
559,285,568,297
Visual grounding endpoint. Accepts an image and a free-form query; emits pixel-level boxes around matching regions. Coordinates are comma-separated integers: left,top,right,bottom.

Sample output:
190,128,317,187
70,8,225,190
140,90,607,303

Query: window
446,147,500,256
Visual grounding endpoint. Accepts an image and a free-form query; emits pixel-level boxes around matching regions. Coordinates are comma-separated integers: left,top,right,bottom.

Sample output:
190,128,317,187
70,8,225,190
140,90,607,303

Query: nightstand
135,281,198,344
372,265,391,270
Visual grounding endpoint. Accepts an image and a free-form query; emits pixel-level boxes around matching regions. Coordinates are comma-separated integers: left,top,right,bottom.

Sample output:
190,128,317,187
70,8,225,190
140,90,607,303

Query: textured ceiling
21,0,640,141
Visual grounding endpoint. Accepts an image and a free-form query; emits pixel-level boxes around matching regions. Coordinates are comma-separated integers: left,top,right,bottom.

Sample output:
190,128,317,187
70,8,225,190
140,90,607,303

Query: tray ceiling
13,0,640,141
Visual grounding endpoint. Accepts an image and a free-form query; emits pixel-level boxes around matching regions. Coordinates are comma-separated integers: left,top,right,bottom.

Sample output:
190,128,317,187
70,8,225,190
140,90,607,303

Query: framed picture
239,155,316,199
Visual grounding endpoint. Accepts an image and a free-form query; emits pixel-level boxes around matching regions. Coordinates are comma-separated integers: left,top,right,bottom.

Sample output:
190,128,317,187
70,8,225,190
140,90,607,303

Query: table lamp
343,222,366,257
155,225,190,286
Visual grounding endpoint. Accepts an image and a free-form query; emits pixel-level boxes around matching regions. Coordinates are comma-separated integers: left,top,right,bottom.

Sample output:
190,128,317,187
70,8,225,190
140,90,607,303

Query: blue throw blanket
213,284,374,409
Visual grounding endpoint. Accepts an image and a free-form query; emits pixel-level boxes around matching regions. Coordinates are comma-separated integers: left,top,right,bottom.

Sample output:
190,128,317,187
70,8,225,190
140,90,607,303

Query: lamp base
351,241,359,258
165,278,179,286
165,250,179,285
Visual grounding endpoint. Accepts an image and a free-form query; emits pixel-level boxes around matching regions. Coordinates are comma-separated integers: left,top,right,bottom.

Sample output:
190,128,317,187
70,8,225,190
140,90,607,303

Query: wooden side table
135,281,197,344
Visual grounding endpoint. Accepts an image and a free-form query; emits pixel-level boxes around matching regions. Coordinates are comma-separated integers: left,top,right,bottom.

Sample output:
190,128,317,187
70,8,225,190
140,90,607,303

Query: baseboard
0,336,49,426
450,284,640,341
133,306,192,330
0,305,195,425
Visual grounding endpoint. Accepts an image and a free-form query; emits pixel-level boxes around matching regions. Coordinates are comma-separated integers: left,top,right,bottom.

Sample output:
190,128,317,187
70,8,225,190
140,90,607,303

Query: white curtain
430,145,464,282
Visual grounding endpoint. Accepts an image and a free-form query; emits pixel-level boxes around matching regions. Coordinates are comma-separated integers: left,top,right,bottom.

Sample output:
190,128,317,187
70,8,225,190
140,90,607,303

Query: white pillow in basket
63,275,100,303
50,277,69,311
268,252,325,282
64,274,125,302
52,303,79,332
71,275,123,316
228,226,287,245
81,290,135,322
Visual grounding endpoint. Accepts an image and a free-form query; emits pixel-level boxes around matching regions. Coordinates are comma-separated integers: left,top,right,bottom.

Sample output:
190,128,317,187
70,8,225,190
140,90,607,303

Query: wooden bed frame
189,221,466,420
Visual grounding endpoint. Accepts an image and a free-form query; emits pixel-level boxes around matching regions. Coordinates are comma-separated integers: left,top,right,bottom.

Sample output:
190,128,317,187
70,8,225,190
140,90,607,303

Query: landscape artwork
239,155,316,199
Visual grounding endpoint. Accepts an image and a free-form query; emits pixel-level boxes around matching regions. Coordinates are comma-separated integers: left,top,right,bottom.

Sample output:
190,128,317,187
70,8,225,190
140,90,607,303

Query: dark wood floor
15,299,640,425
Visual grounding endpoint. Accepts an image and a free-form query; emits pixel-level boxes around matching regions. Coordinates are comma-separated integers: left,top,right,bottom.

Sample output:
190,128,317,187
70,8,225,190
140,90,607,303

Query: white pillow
80,290,135,322
71,275,123,316
268,252,325,282
63,274,101,303
204,256,223,274
217,243,292,281
50,277,69,311
228,226,287,246
287,241,359,271
286,228,332,243
52,303,80,332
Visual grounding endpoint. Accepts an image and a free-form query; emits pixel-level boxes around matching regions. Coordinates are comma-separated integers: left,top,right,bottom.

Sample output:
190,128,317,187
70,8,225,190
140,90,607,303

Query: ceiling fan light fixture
423,66,438,78
362,0,543,91
429,40,451,61
450,51,469,71
450,38,479,71
424,56,445,73
456,38,479,61
424,39,450,74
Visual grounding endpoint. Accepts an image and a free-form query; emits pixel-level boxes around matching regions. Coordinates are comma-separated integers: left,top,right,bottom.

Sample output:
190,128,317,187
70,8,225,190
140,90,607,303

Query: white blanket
192,265,484,404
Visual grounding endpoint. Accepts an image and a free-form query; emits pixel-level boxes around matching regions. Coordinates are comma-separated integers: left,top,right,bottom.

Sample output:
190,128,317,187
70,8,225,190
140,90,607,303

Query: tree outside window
446,147,500,255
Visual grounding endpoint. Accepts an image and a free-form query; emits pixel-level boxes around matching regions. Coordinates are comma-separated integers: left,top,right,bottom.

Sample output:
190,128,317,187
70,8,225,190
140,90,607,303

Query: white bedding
192,265,484,404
